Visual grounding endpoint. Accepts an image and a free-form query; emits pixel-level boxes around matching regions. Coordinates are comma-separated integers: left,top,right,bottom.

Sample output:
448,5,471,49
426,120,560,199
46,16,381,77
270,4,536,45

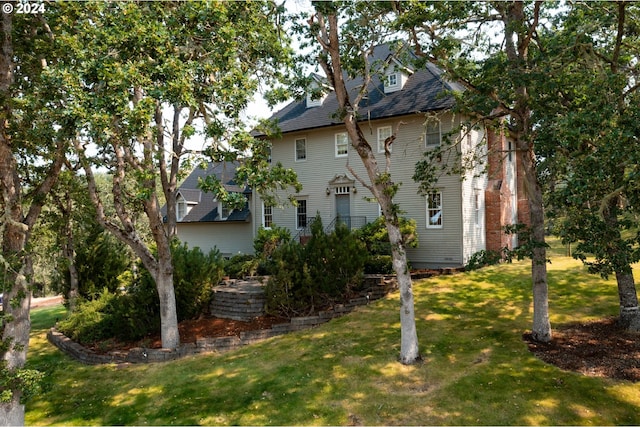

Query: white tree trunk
0,395,24,427
387,221,420,364
154,260,180,349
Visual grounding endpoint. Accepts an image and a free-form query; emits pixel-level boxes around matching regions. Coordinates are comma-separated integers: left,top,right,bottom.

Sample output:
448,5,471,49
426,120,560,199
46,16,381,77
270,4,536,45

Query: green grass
25,252,640,425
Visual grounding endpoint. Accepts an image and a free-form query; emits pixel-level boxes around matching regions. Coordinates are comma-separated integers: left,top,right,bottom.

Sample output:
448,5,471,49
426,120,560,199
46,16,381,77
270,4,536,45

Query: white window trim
262,202,273,229
295,137,307,162
176,196,187,222
220,202,232,221
425,121,441,148
426,191,443,229
377,126,393,153
335,132,348,158
296,199,308,230
384,72,401,93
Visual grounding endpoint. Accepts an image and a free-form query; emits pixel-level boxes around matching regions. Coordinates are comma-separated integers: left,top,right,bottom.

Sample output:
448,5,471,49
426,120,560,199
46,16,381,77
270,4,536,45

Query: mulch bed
523,317,640,382
86,315,287,354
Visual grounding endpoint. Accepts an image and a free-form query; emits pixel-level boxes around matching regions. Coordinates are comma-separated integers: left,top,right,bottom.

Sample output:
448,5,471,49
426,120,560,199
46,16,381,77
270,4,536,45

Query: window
220,203,231,220
266,145,272,164
384,72,400,93
377,126,393,153
295,138,306,161
262,203,273,228
425,121,441,147
508,140,513,163
335,132,348,157
426,192,443,228
296,199,307,229
177,196,187,222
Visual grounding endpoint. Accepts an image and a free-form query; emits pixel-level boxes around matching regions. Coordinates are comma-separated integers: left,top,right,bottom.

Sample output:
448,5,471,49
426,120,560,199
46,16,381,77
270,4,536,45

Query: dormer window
306,73,330,108
385,72,400,91
177,196,187,222
220,203,231,220
306,91,326,108
383,57,413,94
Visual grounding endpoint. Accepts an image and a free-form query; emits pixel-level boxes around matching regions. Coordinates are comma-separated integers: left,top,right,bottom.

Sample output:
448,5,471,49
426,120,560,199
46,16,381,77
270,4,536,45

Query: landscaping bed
524,317,640,382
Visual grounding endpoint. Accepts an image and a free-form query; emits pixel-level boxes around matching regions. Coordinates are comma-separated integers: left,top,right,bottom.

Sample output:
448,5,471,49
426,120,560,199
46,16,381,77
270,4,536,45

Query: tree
303,3,420,364
53,1,298,349
1,10,68,425
394,1,554,342
538,2,640,331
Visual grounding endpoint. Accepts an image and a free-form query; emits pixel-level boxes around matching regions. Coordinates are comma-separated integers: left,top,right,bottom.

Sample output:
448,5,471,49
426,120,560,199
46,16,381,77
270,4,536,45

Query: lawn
25,251,640,425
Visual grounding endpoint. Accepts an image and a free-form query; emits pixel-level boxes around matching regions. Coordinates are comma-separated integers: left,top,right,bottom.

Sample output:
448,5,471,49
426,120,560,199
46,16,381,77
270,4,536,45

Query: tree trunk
615,271,640,331
603,199,640,331
0,394,24,427
386,220,420,364
522,142,552,343
154,256,180,349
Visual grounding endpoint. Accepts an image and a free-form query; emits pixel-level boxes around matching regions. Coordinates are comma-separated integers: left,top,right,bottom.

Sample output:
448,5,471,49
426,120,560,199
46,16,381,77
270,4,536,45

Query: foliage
63,227,132,301
355,215,418,255
59,243,224,343
56,290,120,344
0,362,44,404
171,242,225,320
364,255,394,274
265,215,367,317
253,225,292,258
223,254,259,279
465,249,502,271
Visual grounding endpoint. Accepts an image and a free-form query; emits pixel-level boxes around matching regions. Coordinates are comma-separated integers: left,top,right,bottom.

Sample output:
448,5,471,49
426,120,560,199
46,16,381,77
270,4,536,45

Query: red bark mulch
87,315,287,354
523,317,640,382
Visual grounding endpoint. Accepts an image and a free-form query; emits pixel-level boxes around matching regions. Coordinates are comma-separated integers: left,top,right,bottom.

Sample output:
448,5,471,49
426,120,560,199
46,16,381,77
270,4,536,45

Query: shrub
253,225,291,258
355,215,419,255
57,289,119,344
466,249,503,271
60,242,225,343
264,215,367,317
171,243,224,320
364,254,394,274
223,254,258,279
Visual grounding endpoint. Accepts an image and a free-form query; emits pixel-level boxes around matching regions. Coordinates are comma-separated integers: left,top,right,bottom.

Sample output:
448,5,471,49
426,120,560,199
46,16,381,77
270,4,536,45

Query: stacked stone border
48,269,463,365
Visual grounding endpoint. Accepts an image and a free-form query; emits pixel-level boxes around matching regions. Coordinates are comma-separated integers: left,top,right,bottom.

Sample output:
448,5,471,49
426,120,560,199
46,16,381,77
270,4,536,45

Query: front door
335,190,350,228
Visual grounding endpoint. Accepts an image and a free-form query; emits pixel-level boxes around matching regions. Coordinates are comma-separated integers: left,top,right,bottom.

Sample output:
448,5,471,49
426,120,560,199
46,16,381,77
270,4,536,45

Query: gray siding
259,112,481,268
178,222,254,257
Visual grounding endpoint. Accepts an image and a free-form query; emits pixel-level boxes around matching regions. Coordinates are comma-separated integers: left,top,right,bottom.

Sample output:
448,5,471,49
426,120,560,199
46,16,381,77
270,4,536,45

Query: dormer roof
255,43,463,136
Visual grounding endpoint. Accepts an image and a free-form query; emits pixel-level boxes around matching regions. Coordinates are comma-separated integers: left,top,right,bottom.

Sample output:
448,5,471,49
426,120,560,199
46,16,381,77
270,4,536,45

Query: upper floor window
335,132,348,157
262,203,273,228
426,191,443,228
384,72,401,93
425,121,441,148
296,199,307,229
377,126,393,153
295,138,307,161
220,203,231,220
177,196,187,222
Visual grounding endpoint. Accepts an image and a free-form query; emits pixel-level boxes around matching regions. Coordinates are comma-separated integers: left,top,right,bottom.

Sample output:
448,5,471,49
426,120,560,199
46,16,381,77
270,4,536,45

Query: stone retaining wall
48,274,398,365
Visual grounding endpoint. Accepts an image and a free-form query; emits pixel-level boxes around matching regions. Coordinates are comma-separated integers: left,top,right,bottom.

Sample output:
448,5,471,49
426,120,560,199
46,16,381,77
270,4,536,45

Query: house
168,161,256,258
173,44,526,268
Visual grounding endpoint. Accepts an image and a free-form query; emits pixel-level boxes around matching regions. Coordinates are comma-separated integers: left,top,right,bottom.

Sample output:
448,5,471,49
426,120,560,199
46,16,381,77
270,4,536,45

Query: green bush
466,249,503,271
223,254,258,279
364,254,394,274
57,289,119,344
355,215,419,255
62,228,131,301
60,242,224,344
253,225,291,258
264,215,367,318
171,243,224,320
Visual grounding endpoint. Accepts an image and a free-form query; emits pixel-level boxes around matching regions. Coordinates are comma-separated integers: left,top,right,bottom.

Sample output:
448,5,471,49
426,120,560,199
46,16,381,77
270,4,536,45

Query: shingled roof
163,161,251,223
264,44,463,135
